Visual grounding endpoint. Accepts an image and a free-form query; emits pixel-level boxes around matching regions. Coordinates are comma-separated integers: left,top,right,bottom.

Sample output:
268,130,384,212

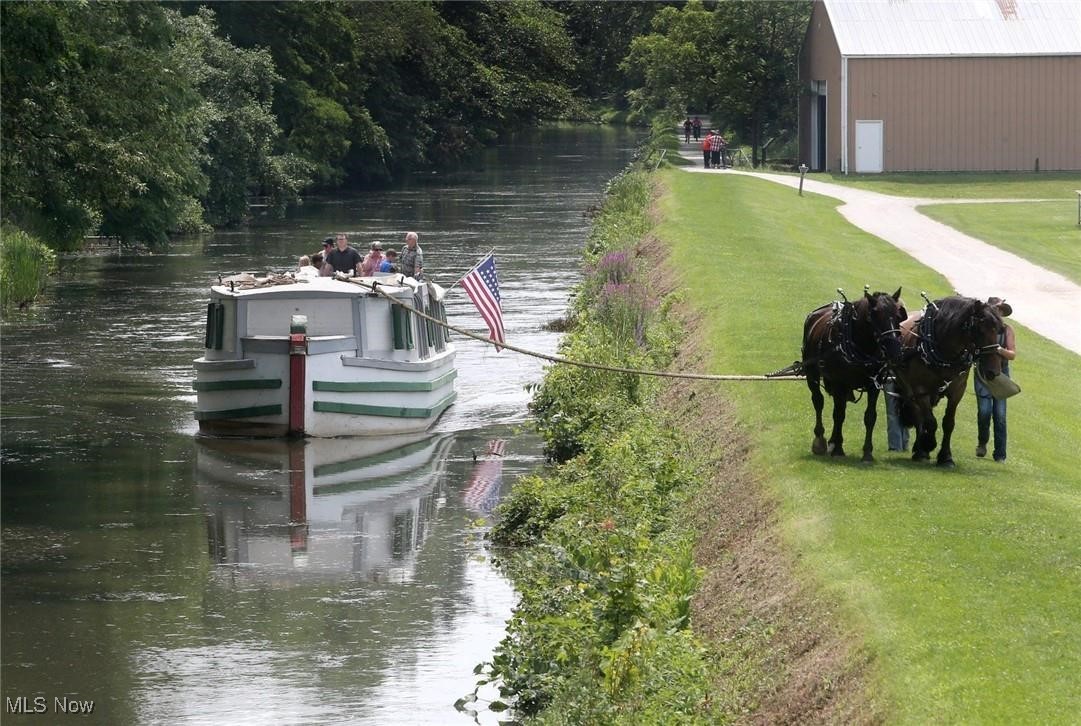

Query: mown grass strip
657,169,1081,724
918,201,1081,284
802,171,1080,199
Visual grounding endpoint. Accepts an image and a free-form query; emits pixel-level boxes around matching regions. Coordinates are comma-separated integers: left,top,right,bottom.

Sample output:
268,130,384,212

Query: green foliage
171,8,312,226
1,227,56,310
623,0,812,166
0,1,207,247
484,167,722,722
583,169,652,260
210,0,582,187
551,1,665,106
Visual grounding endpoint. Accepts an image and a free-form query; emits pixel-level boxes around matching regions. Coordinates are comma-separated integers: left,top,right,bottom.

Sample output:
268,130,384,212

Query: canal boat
194,273,456,437
194,433,454,582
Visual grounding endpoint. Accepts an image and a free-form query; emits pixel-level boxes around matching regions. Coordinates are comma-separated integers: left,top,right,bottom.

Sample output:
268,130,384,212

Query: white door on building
855,120,883,173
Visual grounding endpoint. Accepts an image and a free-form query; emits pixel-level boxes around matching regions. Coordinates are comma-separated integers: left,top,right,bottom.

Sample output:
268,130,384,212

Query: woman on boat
361,241,386,276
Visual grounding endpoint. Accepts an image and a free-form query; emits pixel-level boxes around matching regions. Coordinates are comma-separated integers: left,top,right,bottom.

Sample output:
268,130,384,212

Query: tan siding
847,56,1081,171
799,1,843,170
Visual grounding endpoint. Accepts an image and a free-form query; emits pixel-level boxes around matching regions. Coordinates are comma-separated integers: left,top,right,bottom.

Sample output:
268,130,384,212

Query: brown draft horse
801,289,906,462
893,295,1005,467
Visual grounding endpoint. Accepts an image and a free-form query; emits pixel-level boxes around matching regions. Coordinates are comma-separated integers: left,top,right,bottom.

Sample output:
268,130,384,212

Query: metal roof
823,0,1081,56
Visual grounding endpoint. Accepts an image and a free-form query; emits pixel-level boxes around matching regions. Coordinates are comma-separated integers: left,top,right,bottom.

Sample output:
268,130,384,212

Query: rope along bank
348,275,804,383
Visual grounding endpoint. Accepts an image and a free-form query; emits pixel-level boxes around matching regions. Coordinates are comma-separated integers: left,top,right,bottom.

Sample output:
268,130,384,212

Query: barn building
798,0,1081,173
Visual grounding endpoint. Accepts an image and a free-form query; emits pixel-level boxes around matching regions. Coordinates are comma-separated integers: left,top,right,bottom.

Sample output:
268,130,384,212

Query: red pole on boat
288,315,308,436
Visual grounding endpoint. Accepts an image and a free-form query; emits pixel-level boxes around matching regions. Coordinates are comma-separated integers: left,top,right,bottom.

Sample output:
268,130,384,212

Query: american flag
463,440,506,515
460,253,505,351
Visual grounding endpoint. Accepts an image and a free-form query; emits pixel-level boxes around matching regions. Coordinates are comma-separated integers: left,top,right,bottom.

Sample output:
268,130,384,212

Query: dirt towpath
675,147,1081,355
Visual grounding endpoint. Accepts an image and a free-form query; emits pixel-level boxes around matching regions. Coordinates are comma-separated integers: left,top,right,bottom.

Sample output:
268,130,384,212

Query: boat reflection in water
194,433,456,583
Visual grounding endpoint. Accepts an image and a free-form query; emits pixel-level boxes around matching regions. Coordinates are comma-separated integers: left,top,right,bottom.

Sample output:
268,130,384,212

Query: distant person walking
683,117,692,143
712,133,727,169
692,116,702,141
704,131,722,169
975,298,1017,462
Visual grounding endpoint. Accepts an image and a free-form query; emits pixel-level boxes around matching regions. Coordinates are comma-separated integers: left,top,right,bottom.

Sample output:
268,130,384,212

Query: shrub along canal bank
478,158,877,722
479,161,1080,723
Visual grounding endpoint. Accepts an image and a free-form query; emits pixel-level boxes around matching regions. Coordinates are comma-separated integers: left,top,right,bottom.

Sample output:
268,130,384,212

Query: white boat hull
193,275,456,438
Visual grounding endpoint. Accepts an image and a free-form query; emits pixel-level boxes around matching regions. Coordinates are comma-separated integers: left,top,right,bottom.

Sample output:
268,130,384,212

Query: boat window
431,300,445,353
204,302,225,350
414,293,430,359
391,304,414,351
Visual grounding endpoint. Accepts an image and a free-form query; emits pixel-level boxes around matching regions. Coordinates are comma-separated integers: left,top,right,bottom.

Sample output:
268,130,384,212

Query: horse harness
906,303,999,395
809,301,898,392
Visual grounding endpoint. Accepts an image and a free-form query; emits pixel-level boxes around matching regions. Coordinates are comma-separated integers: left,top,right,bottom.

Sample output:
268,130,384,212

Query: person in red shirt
702,131,714,169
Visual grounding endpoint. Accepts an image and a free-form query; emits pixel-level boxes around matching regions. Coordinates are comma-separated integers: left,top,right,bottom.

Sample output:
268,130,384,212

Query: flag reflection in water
463,440,506,515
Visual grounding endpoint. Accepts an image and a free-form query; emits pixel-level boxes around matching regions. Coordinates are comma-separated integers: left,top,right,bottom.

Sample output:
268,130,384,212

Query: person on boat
975,297,1016,462
400,232,423,280
315,237,334,276
361,241,385,276
323,232,363,276
379,249,399,274
296,255,320,280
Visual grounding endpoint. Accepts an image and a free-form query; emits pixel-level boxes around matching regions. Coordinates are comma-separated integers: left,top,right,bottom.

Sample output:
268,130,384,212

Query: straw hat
987,296,1012,317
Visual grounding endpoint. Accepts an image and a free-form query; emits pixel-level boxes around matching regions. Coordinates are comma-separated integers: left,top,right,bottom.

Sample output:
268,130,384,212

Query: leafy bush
1,227,55,310
481,157,724,722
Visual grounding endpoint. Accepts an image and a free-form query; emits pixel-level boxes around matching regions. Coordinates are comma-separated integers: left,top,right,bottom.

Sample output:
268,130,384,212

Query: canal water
0,125,642,724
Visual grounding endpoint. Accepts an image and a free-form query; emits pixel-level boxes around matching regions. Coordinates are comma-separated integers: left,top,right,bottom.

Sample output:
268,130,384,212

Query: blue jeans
976,394,1007,460
885,383,909,450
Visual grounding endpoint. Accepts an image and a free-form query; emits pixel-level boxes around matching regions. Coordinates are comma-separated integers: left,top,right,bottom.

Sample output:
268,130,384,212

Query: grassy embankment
656,169,1081,723
481,165,784,724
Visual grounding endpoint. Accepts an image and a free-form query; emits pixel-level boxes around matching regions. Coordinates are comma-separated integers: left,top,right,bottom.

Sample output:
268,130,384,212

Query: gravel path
675,142,1081,355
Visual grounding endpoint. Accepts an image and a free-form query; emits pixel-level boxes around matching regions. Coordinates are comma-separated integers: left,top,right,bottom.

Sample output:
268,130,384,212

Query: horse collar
917,305,974,370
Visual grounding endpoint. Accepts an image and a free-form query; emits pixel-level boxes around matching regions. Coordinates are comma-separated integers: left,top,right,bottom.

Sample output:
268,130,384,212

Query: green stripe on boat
312,370,457,393
195,404,282,420
313,392,456,419
313,437,442,478
192,379,282,391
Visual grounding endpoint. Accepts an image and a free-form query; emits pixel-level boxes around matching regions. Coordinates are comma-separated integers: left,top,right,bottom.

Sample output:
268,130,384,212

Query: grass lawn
657,169,1081,724
918,201,1081,285
804,171,1081,200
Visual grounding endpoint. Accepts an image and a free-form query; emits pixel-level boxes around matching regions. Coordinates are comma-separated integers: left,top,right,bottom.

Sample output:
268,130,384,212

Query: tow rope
346,276,805,382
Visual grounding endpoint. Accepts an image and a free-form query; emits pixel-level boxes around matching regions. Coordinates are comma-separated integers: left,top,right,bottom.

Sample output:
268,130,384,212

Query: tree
1,2,207,247
622,0,811,165
170,8,311,226
713,1,810,166
553,0,667,106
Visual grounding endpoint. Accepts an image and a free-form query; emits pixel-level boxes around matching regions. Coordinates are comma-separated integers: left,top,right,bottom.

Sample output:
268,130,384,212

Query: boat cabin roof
210,274,421,300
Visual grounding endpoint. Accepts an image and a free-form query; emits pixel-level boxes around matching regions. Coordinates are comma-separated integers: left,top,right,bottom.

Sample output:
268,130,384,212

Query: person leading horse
893,295,1005,467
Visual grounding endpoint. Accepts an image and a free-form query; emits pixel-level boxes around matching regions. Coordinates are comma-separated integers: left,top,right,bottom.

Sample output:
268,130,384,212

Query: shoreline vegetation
483,134,1079,722
478,143,873,722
